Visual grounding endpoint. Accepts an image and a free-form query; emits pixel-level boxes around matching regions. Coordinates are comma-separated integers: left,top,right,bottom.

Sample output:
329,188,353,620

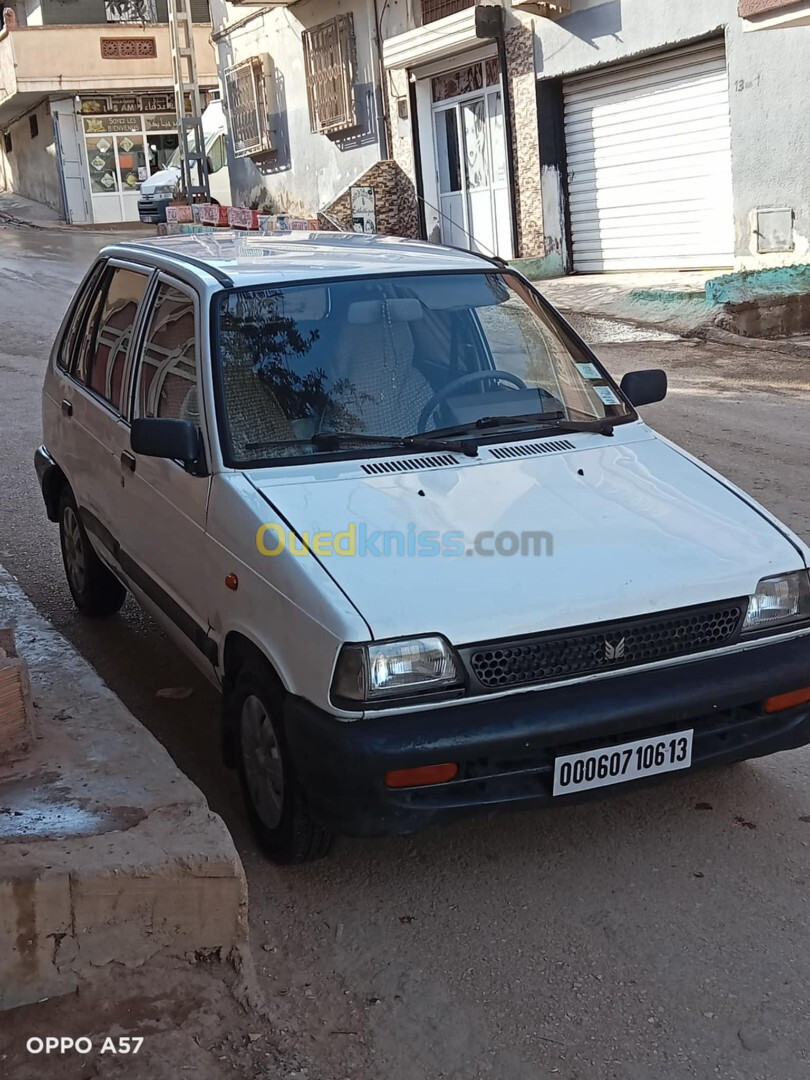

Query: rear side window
57,262,106,372
76,266,150,413
135,283,199,422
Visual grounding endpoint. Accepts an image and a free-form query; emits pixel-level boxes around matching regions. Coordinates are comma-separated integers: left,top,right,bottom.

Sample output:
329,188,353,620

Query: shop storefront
79,92,201,223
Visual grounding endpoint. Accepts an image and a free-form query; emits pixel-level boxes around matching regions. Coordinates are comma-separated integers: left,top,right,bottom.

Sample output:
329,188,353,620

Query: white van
36,233,810,863
138,101,231,224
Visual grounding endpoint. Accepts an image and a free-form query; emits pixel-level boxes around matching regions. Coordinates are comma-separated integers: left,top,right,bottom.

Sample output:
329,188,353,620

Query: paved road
2,225,810,1080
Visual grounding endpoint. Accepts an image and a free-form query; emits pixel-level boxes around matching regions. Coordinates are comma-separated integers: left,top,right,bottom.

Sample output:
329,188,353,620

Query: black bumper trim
284,634,810,836
34,445,61,522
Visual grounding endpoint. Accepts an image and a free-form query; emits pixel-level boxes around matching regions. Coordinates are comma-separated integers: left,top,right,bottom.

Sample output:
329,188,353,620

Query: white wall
210,0,388,215
535,0,810,268
2,100,64,213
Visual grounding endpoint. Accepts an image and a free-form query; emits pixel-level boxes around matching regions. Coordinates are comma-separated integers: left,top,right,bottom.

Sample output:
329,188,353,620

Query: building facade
208,0,404,226
209,0,809,274
528,0,810,273
0,0,217,223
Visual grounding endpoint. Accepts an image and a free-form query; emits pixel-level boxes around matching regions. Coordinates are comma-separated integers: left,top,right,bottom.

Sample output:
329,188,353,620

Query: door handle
120,451,136,472
61,399,73,417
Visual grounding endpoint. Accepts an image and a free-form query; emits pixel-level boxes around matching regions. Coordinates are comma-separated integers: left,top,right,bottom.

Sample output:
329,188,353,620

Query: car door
59,260,152,567
116,275,216,671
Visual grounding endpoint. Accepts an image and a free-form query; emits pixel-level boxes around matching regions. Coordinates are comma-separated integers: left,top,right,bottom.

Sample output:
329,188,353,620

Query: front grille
467,599,747,690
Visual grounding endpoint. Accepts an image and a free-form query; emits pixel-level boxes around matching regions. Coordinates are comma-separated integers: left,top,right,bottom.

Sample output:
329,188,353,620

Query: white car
36,233,810,863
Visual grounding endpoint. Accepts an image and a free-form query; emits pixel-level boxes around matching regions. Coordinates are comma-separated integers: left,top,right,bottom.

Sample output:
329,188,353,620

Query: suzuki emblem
604,637,626,662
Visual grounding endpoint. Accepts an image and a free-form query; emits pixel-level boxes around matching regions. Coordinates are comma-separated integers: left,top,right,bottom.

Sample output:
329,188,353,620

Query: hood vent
489,438,575,461
362,453,459,476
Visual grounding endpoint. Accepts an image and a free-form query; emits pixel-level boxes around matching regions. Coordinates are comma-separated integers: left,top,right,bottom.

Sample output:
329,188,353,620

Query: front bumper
284,634,810,836
137,197,170,224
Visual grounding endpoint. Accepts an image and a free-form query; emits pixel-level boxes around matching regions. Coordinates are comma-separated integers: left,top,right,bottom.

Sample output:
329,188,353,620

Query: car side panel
204,473,370,715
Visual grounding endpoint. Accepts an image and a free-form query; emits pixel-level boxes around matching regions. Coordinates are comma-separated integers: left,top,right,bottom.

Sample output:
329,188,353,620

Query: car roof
103,231,500,288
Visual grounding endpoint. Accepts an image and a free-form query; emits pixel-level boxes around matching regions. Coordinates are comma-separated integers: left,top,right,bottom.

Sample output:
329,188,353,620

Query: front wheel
234,664,333,863
58,487,126,617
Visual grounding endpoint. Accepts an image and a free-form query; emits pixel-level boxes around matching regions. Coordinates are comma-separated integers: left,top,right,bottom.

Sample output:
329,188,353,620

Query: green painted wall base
509,252,566,279
706,264,810,305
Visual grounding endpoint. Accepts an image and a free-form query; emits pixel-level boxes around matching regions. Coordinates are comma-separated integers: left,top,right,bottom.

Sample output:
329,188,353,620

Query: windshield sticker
576,362,601,380
594,385,621,406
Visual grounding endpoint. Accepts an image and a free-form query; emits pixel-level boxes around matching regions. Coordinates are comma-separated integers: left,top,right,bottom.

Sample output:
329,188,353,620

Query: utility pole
168,0,210,205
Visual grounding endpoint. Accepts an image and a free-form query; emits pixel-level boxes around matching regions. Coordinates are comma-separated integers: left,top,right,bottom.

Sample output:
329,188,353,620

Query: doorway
431,59,513,260
86,131,148,222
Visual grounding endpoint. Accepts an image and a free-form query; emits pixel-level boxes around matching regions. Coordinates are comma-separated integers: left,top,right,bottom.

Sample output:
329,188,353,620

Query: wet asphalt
2,223,810,1080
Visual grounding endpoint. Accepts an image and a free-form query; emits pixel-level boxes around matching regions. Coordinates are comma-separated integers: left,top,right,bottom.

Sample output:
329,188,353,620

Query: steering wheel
417,370,528,433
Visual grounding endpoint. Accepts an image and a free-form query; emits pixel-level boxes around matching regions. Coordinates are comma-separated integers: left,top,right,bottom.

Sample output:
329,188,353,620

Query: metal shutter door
563,40,734,272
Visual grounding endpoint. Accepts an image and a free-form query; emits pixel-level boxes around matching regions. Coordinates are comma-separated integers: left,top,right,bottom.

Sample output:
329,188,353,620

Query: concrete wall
2,23,218,98
1,100,64,213
534,0,810,269
210,0,388,216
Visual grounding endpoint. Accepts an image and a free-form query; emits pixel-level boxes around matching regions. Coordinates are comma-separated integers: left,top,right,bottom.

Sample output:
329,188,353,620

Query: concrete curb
703,326,810,358
0,209,154,237
0,567,248,1009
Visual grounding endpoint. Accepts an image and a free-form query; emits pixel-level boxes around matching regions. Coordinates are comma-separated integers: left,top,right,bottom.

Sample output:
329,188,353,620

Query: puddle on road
567,313,680,345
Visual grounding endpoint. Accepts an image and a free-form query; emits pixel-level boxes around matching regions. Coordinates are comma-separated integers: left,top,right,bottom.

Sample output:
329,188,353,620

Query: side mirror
206,155,214,175
619,369,667,408
131,418,200,464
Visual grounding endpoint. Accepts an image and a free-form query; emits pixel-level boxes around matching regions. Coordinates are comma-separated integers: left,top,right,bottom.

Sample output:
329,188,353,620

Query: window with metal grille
104,0,158,23
224,57,273,158
420,0,473,27
303,14,358,134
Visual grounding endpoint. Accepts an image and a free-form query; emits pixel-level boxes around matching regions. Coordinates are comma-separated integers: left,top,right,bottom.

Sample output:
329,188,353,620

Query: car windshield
214,271,633,464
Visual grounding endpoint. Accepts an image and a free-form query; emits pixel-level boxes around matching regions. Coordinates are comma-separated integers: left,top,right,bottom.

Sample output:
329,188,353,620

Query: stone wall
318,158,420,239
504,17,544,258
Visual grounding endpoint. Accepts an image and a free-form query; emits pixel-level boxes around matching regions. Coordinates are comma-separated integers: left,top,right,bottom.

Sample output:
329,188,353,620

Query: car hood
141,166,180,194
248,430,804,643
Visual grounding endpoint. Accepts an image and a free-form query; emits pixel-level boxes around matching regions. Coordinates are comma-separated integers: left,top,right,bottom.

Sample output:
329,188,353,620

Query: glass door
86,134,120,223
434,105,467,249
85,119,158,223
461,97,496,258
116,133,147,222
430,59,514,260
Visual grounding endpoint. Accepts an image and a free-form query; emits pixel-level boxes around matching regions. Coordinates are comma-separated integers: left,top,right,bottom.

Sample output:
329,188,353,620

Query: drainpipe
372,0,390,159
475,4,520,258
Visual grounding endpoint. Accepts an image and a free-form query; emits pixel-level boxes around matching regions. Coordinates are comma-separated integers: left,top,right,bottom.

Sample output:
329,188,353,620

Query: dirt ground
0,953,342,1080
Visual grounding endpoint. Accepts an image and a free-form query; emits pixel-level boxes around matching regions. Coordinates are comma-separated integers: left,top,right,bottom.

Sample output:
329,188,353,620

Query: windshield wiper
312,430,479,457
245,431,480,458
429,413,615,440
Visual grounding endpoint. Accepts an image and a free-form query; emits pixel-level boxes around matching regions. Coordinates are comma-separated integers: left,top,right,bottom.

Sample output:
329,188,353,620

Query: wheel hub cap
63,506,86,593
241,694,285,830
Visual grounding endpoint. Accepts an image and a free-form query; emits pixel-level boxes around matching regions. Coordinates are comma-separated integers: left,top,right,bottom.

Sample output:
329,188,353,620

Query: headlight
332,636,463,703
742,570,810,633
153,186,174,197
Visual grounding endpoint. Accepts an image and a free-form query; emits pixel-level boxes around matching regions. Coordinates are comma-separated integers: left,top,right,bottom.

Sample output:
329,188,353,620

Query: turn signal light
764,687,810,714
385,763,458,788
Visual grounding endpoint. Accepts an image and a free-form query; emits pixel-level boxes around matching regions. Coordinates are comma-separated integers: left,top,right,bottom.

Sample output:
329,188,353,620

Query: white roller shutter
563,40,734,272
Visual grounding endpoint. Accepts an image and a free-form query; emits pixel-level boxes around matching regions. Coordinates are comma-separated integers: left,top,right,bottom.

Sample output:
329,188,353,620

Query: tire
58,486,126,617
234,663,333,864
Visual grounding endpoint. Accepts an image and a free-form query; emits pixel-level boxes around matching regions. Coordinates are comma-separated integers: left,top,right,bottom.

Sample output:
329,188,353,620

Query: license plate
553,729,693,796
